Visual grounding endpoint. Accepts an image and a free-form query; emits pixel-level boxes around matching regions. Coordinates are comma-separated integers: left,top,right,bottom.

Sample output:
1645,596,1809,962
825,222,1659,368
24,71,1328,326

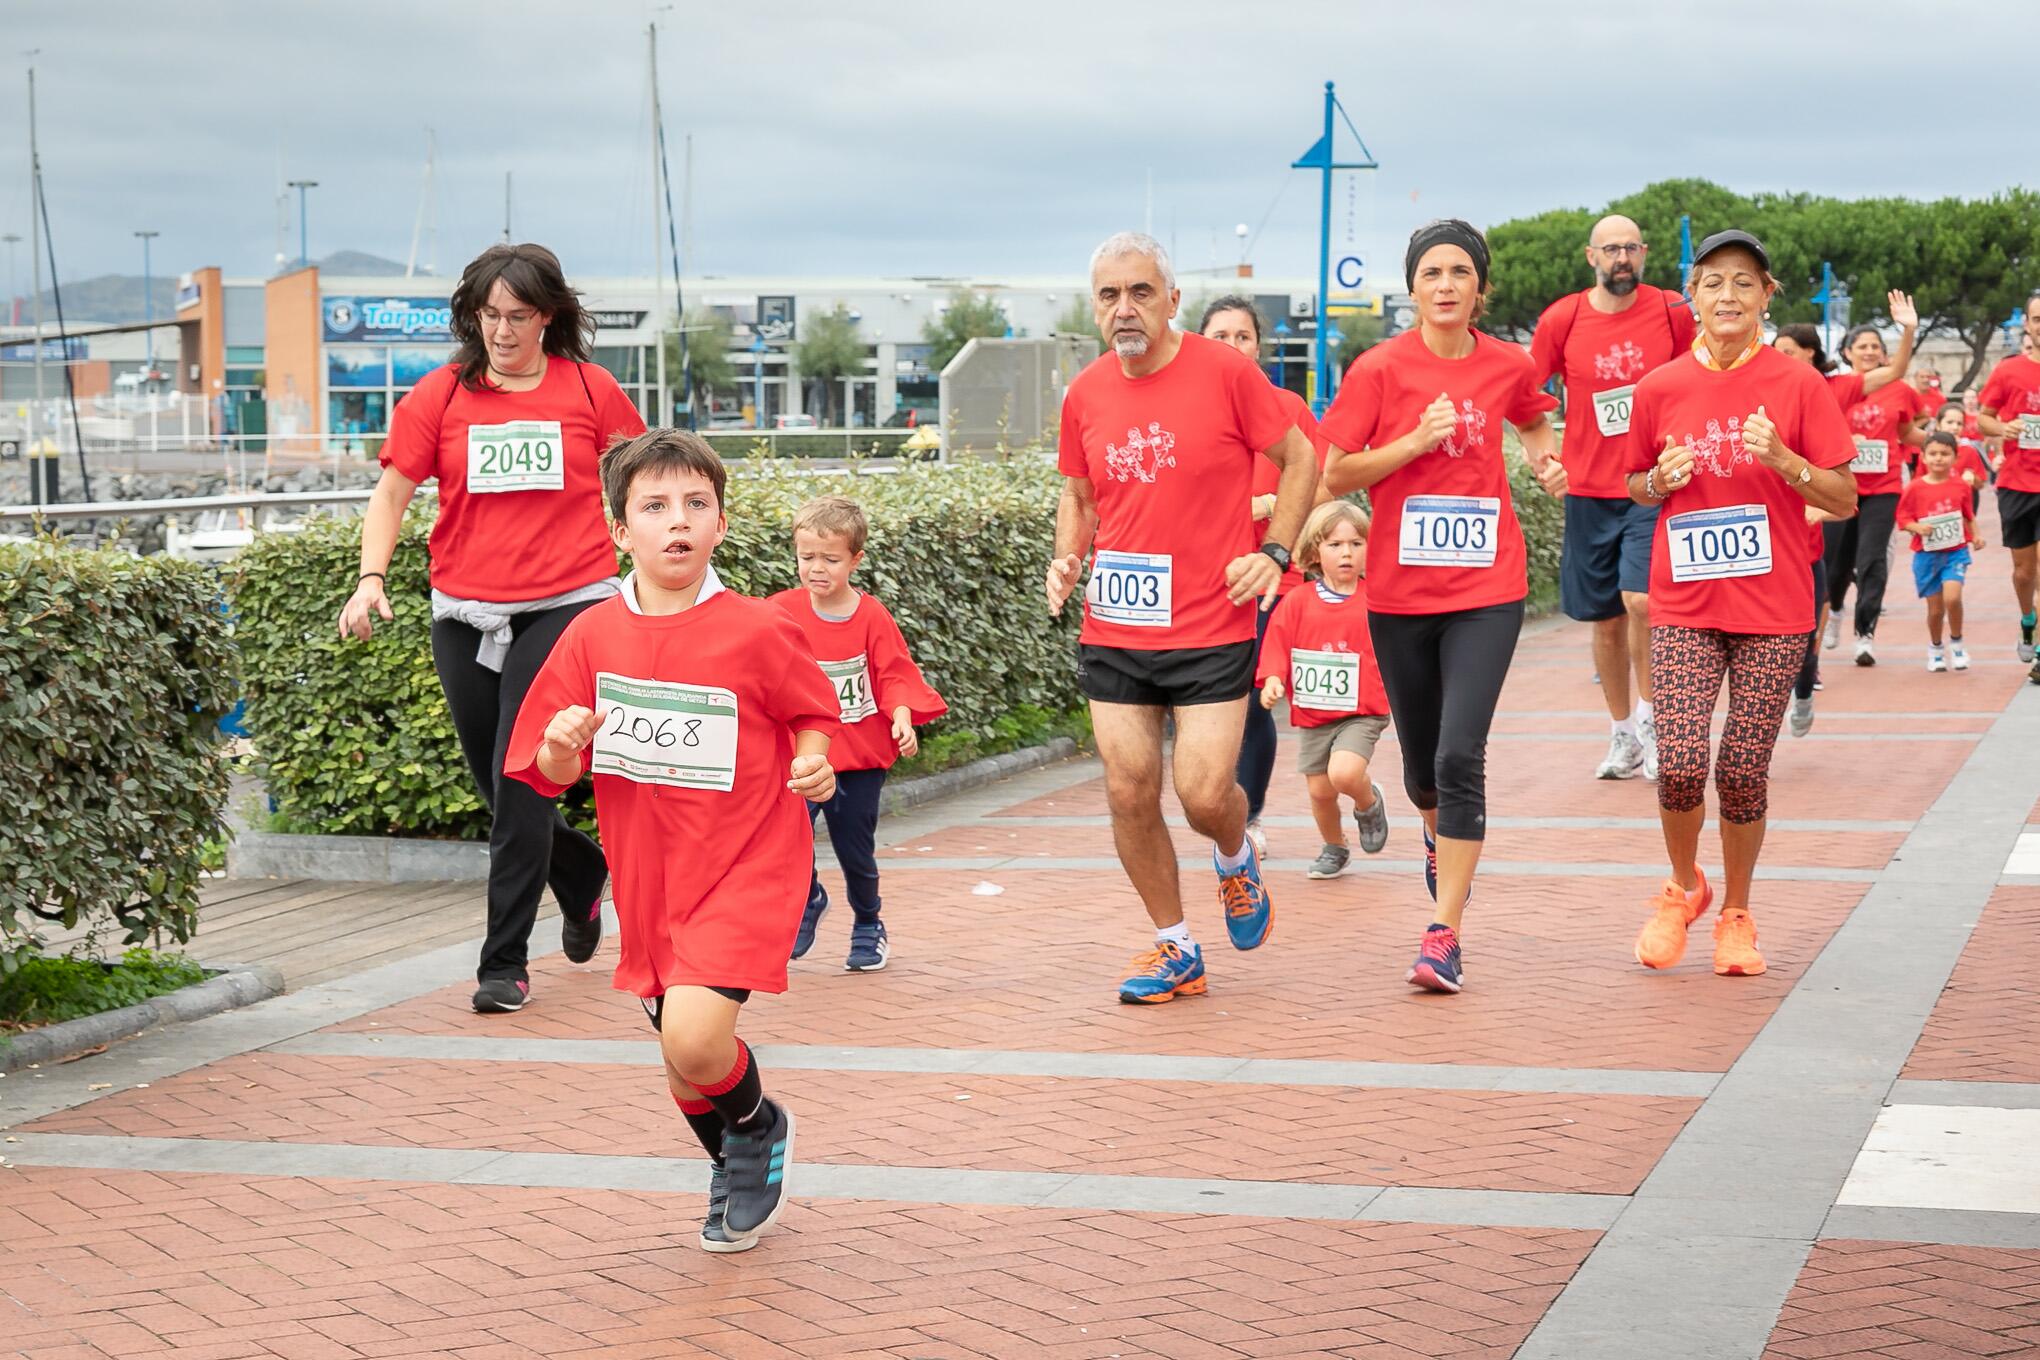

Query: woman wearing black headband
1320,219,1564,994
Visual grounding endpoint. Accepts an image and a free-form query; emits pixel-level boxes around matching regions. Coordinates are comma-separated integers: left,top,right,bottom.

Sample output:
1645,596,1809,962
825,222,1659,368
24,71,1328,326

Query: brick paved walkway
7,505,2040,1358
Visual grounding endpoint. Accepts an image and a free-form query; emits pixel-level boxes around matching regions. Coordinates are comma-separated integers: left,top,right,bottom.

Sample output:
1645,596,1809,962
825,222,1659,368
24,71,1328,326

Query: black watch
1258,542,1293,572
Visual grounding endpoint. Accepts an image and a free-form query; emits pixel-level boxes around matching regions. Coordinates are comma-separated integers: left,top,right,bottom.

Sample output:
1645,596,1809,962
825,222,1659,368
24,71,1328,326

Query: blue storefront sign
323,295,455,343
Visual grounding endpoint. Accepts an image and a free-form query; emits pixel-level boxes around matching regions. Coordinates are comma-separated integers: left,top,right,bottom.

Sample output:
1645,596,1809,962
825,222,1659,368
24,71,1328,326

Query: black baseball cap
1691,229,1770,272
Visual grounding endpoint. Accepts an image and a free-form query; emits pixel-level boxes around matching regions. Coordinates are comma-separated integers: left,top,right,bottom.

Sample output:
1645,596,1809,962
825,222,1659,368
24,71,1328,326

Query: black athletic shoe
562,900,602,964
719,1099,795,1241
698,1162,754,1253
471,978,529,1012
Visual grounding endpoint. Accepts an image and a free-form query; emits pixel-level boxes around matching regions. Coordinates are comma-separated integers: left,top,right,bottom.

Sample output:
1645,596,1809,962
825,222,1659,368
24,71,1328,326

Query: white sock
1633,699,1653,723
1156,922,1196,952
1214,835,1253,873
1612,717,1638,738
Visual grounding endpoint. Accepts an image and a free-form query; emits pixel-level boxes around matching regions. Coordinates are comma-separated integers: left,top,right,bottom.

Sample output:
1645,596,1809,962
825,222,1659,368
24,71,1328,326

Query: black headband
1405,219,1490,292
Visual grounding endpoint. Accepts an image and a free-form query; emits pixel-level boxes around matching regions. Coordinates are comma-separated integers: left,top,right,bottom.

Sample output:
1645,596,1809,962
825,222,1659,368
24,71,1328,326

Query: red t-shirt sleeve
1895,479,1922,527
1980,362,2012,415
503,615,595,798
381,365,457,483
1668,300,1699,349
1626,377,1665,474
1826,372,1866,410
1527,297,1567,384
586,364,649,455
1797,369,1859,470
1056,386,1088,477
761,611,844,738
1318,355,1384,452
1503,350,1562,426
1228,351,1300,452
867,602,948,724
1255,590,1299,688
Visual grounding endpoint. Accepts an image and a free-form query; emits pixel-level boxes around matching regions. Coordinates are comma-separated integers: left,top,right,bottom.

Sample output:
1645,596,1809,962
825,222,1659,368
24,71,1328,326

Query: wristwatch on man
1258,542,1293,572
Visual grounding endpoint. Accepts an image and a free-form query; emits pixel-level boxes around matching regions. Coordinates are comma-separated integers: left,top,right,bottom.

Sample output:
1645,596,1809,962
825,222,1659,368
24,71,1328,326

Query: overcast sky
4,0,2036,297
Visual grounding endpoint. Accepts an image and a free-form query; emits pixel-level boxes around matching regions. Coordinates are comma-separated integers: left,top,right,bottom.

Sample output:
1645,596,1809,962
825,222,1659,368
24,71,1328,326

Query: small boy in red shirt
1255,501,1392,880
1934,403,1992,514
773,496,947,971
1897,432,1986,672
506,430,841,1254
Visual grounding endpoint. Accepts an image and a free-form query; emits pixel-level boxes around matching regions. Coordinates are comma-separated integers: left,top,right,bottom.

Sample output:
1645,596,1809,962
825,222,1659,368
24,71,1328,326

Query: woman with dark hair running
1321,219,1564,993
1198,294,1330,861
339,243,648,1012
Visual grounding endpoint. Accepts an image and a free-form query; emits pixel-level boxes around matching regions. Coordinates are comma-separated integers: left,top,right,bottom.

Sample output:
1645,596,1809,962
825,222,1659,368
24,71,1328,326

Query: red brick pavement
1762,1240,2040,1358
1902,886,2040,1085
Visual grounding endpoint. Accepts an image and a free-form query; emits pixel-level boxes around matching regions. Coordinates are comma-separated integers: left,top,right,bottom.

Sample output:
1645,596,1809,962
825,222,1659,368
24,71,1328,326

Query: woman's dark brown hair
1775,323,1836,374
448,243,594,390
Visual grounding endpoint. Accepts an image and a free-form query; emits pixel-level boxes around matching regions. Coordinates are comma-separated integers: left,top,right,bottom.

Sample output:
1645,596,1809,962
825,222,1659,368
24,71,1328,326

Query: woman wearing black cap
1320,219,1563,994
1625,229,1856,979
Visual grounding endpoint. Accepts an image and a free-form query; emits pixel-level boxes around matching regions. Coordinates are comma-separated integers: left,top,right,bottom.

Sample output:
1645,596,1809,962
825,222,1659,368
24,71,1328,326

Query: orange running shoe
1712,907,1766,976
1634,869,1713,970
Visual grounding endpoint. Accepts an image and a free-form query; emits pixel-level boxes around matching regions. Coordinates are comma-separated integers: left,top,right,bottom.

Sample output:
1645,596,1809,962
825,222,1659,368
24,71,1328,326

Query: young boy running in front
1897,431,1985,672
772,495,947,971
1255,501,1392,879
505,430,841,1254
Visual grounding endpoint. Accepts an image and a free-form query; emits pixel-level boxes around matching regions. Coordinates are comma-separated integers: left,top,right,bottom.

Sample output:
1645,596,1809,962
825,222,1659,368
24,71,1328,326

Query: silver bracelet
1644,469,1661,501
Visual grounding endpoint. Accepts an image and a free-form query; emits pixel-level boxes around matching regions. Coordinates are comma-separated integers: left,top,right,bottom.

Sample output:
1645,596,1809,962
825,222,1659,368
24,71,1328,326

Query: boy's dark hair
1923,430,1959,452
600,428,726,520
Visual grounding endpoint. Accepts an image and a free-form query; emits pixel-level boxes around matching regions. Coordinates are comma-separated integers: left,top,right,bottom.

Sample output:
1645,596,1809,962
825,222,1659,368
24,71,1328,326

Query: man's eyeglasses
1595,243,1646,259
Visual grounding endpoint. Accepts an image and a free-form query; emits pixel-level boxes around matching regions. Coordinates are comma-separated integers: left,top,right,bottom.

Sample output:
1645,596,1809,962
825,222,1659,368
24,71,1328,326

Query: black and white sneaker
561,900,603,965
471,978,529,1012
719,1100,795,1243
1354,784,1389,855
698,1162,755,1253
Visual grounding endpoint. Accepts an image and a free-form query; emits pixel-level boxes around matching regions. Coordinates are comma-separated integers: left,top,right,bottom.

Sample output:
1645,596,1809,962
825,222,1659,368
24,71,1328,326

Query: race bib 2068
467,420,565,494
591,672,738,792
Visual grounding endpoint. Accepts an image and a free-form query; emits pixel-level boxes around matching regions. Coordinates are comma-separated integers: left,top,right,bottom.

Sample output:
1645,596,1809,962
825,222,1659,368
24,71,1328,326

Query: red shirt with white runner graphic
771,589,948,772
1840,380,1925,498
1980,355,2040,494
1254,580,1389,727
1530,284,1697,498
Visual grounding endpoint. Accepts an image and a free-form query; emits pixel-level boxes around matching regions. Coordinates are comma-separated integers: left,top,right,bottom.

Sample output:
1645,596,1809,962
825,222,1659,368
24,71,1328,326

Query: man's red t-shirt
1318,329,1558,616
1980,355,2040,493
1839,380,1926,498
1254,581,1389,727
1628,348,1856,635
504,590,840,996
1529,285,1697,499
1896,475,1975,554
1057,333,1299,649
381,358,647,600
1251,388,1324,597
771,590,948,772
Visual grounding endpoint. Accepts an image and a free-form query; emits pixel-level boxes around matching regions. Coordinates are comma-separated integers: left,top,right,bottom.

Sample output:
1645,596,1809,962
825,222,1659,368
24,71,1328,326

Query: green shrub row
700,431,915,461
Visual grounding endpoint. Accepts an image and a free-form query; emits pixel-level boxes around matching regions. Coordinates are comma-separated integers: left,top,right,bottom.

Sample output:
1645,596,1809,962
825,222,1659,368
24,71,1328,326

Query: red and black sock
697,1038,770,1133
675,1093,725,1165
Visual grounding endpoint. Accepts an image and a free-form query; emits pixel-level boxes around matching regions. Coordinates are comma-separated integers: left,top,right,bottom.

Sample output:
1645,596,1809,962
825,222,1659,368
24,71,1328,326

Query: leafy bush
0,947,208,1029
0,539,237,971
1505,432,1566,614
232,456,1082,840
700,431,913,461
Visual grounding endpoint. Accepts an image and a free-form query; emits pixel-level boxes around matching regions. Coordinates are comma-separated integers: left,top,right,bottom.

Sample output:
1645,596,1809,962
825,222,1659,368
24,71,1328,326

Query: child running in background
1934,403,1993,515
1897,432,1985,672
1256,501,1392,880
774,496,947,972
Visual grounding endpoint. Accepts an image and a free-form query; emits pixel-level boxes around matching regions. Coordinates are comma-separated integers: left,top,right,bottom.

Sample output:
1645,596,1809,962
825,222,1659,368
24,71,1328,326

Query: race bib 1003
820,655,877,724
1399,495,1500,568
591,672,738,792
1850,438,1890,474
2020,414,2040,451
1592,384,1636,437
1666,504,1773,583
1086,550,1172,628
1919,511,1966,551
467,420,565,494
1289,648,1359,713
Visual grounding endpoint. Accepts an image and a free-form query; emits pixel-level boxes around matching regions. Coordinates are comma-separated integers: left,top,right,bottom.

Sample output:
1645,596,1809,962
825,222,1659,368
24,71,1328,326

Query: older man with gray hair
1046,231,1317,1005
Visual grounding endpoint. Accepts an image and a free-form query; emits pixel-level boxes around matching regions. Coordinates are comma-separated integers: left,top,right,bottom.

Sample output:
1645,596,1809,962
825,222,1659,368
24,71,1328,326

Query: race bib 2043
467,420,565,494
591,672,738,792
1289,648,1359,712
1086,550,1172,628
1399,495,1500,568
1666,504,1773,583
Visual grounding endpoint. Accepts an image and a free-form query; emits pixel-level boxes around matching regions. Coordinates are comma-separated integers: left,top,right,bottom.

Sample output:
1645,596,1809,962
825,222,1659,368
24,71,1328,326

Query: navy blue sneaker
791,881,829,961
1216,842,1273,950
845,919,889,972
1423,826,1438,901
698,1162,754,1254
1407,923,1463,994
719,1100,794,1242
1117,941,1207,1004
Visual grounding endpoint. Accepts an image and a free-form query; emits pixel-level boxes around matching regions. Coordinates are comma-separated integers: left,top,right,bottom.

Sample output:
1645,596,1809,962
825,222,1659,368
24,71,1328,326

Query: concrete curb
225,736,1085,882
0,963,285,1073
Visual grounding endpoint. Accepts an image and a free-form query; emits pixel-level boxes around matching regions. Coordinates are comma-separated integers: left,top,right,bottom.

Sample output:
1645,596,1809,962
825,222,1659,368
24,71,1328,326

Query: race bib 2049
591,672,738,792
467,420,565,494
1666,504,1773,583
1086,550,1172,628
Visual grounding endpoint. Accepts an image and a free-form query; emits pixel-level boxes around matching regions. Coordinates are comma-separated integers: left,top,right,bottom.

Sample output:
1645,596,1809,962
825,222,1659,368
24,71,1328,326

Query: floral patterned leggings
1651,626,1808,825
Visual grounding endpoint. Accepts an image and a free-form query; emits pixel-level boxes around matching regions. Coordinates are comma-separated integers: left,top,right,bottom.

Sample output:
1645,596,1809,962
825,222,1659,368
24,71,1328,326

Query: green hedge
232,456,1081,840
700,431,915,461
0,539,237,969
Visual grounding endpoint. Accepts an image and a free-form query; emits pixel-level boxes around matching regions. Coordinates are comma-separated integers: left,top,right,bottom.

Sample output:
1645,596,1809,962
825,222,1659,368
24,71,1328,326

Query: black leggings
1367,600,1523,842
432,602,611,983
1823,492,1899,638
1795,560,1828,701
1236,603,1278,822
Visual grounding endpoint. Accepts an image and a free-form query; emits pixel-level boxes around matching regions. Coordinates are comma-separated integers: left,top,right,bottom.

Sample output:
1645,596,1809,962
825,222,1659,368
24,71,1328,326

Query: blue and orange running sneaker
1217,843,1273,950
1117,941,1206,1004
1422,826,1438,901
1407,922,1463,993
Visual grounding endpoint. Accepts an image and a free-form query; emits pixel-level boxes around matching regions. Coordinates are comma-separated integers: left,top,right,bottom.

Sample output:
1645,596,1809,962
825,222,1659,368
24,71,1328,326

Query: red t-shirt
1628,347,1856,635
1896,475,1974,554
1254,581,1389,727
771,589,948,772
1057,333,1298,649
1530,285,1697,498
1251,388,1324,597
382,358,647,601
1825,372,1866,409
1954,442,1992,490
1839,380,1925,498
503,591,840,996
1980,355,2040,493
1318,329,1558,615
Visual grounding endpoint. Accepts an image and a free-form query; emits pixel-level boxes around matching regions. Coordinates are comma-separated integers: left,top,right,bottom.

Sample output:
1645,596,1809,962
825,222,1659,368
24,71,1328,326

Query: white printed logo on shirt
1684,418,1752,479
1437,400,1489,460
1103,422,1179,483
1593,340,1647,383
1848,403,1888,436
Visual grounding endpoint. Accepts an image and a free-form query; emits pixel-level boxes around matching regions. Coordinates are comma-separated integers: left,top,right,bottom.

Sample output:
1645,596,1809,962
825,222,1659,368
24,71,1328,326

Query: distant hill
318,250,423,277
12,250,428,325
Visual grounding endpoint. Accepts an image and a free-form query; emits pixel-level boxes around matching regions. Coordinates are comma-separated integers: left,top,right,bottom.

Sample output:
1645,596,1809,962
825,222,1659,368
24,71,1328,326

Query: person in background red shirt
1769,324,1853,737
1625,230,1857,980
1976,291,2040,675
338,243,647,1015
1530,214,1698,783
1255,501,1391,880
1321,218,1565,995
1933,403,1992,513
1824,300,1923,665
1896,433,1984,672
773,496,947,973
1199,294,1331,862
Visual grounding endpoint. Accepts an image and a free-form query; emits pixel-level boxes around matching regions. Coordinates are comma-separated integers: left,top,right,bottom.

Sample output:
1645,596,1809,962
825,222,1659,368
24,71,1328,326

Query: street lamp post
287,180,318,269
134,230,159,370
1272,317,1292,392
